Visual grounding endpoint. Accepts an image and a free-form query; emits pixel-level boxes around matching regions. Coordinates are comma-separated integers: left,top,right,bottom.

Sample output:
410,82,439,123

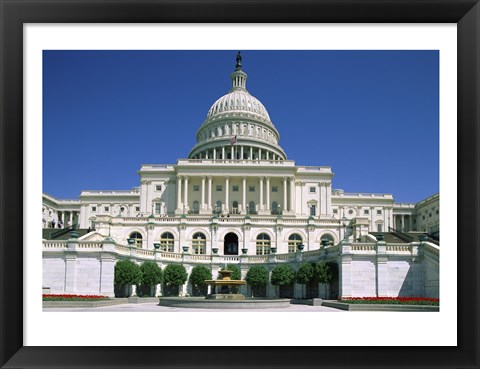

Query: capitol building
42,53,440,300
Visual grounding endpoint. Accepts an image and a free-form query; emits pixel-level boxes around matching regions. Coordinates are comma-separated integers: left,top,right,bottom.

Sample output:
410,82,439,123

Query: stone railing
43,240,438,265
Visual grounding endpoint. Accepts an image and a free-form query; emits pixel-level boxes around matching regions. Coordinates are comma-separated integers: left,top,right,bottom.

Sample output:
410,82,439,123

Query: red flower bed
340,297,439,306
43,294,110,301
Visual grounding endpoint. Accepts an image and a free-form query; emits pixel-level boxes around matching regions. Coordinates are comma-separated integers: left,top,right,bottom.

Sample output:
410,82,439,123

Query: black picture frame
1,1,478,368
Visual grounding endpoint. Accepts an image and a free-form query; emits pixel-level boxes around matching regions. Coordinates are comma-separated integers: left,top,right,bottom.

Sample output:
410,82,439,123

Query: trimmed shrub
138,261,163,297
163,264,188,297
271,264,296,286
189,266,212,296
114,259,142,297
245,265,268,297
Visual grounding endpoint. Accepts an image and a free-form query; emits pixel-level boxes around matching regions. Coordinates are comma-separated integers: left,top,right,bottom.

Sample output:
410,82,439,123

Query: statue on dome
235,51,242,70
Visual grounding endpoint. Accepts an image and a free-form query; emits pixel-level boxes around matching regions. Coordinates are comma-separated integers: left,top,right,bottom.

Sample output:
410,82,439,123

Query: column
401,215,405,232
409,215,413,232
69,212,73,226
266,177,270,211
259,177,264,210
289,177,294,212
201,176,206,210
208,176,212,211
183,176,189,211
259,148,262,160
266,151,269,160
231,145,234,159
240,146,244,160
222,146,225,160
225,176,230,212
242,176,247,213
370,207,375,232
177,176,182,209
250,146,253,159
213,148,216,160
283,177,287,211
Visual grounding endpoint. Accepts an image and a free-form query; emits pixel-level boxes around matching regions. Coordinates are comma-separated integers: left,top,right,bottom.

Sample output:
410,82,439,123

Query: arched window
192,201,200,214
192,232,206,255
288,233,302,253
320,233,334,246
160,232,174,252
129,232,143,248
256,233,271,255
248,201,256,214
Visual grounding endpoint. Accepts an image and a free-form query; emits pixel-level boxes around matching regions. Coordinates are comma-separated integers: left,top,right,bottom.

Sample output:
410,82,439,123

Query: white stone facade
42,54,439,300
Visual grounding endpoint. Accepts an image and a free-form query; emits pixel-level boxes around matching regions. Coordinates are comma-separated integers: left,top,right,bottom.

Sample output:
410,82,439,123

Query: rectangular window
232,185,239,192
155,185,162,191
135,206,140,212
364,209,369,215
193,185,200,191
377,209,382,215
104,206,109,212
333,209,338,214
429,213,432,218
422,215,426,220
436,210,439,215
310,205,316,216
377,224,383,232
272,186,278,192
155,203,160,214
309,186,316,193
216,185,222,191
249,186,255,192
91,206,97,212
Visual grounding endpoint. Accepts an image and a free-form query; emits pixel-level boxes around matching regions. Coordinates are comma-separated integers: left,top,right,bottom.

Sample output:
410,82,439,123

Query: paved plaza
43,302,344,312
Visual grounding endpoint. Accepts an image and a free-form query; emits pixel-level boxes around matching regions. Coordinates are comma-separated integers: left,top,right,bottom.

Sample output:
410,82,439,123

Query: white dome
206,90,271,122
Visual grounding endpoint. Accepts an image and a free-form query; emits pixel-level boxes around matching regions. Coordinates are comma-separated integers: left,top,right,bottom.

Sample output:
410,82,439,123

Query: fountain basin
158,297,291,309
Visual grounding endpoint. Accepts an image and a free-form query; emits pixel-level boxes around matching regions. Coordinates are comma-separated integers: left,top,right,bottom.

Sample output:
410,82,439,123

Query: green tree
114,259,142,297
296,262,315,285
316,262,333,299
245,266,268,297
138,261,163,297
296,262,318,298
189,266,212,296
163,264,188,296
224,264,241,280
270,264,296,286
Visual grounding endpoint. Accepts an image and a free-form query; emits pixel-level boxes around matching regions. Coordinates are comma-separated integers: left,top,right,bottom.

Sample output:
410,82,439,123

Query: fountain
205,268,246,300
158,266,290,309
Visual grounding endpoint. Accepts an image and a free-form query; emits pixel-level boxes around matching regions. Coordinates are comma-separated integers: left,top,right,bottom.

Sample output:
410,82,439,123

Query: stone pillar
69,212,73,226
240,146,244,160
201,176,206,210
250,146,253,160
183,176,189,211
283,177,287,211
208,176,212,210
100,239,116,297
259,148,262,160
266,177,270,211
401,215,405,232
225,176,230,212
266,151,269,160
222,146,225,160
259,176,264,210
242,176,247,213
177,176,182,210
376,240,388,297
231,145,234,159
213,148,216,160
339,243,353,298
289,177,294,212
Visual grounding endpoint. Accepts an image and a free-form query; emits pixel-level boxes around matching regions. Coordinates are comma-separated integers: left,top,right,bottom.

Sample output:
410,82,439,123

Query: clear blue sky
43,50,439,203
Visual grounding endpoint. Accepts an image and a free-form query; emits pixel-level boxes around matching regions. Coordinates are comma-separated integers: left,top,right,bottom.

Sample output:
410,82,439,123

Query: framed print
1,1,479,368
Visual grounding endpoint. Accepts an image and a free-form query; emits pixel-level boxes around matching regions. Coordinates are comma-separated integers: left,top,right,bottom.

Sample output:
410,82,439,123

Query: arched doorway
224,232,239,255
